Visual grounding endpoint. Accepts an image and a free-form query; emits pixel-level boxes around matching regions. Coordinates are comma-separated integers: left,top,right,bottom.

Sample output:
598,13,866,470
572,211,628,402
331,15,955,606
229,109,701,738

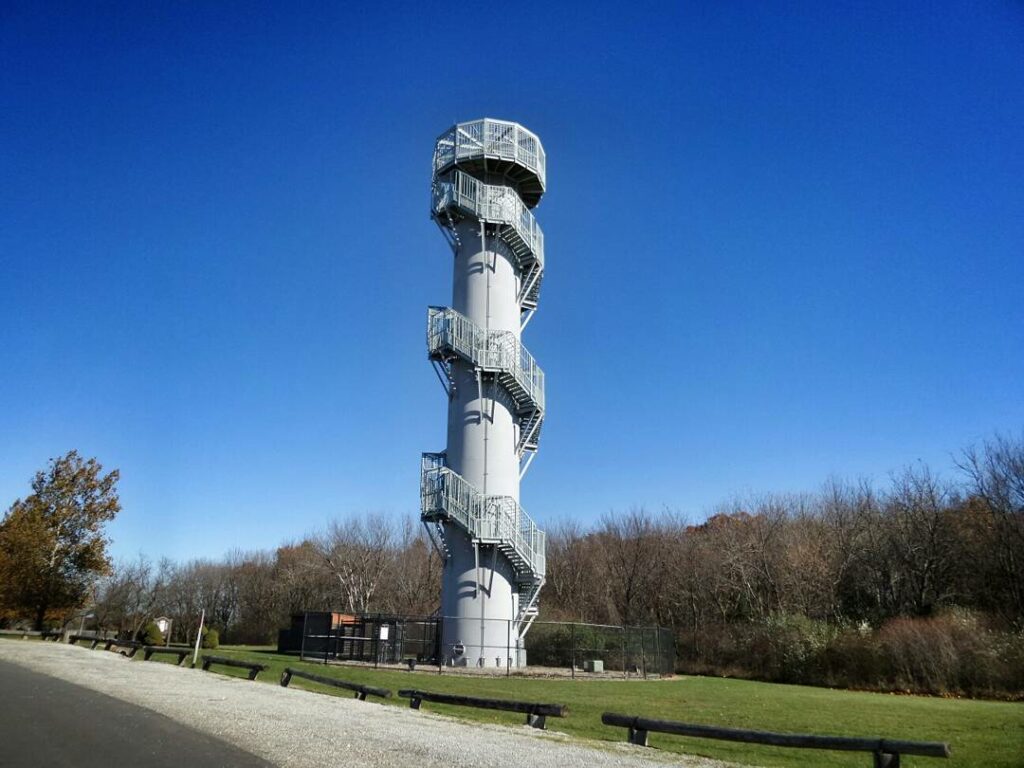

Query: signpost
192,609,205,668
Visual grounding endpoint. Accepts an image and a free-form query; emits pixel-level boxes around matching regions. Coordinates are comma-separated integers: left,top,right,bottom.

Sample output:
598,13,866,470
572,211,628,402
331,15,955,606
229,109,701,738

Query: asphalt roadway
0,658,271,767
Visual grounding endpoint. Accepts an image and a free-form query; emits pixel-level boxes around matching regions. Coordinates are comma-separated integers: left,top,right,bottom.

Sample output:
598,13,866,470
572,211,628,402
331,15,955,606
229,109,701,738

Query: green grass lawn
129,645,1024,768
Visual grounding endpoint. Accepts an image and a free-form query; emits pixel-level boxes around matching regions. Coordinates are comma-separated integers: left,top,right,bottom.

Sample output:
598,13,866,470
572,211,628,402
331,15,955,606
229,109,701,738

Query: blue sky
2,1,1021,562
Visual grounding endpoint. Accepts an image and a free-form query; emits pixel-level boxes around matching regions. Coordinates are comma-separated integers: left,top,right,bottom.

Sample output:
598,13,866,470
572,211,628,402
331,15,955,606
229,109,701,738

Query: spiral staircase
422,118,548,630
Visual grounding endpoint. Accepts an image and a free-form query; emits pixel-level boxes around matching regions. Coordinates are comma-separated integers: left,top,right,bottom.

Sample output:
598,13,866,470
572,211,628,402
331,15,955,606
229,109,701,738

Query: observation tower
421,118,547,667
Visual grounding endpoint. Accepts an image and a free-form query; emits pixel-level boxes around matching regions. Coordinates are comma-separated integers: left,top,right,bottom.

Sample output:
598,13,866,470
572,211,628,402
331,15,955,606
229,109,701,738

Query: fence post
324,619,330,666
570,622,575,679
506,619,511,677
640,627,647,679
655,627,662,676
300,611,308,662
622,626,627,679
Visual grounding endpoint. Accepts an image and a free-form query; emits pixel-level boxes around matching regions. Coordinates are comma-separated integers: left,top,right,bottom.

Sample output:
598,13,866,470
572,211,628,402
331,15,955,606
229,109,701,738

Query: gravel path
0,641,731,768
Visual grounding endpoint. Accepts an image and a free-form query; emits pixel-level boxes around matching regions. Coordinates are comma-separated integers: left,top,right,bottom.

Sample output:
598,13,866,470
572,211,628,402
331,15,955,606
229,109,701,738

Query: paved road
0,658,271,767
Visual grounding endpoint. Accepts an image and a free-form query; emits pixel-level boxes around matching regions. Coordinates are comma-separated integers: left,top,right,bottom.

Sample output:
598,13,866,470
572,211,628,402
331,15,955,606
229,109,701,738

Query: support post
324,619,330,666
640,628,646,679
191,609,205,669
629,723,649,747
655,626,662,676
622,626,627,679
570,622,575,679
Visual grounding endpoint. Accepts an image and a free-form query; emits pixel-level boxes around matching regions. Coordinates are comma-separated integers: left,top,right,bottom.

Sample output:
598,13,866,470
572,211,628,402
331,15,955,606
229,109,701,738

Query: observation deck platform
433,118,546,208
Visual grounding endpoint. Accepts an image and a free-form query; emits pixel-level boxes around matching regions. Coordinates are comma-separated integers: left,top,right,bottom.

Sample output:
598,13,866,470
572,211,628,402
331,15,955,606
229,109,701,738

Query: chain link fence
525,621,675,677
281,612,674,677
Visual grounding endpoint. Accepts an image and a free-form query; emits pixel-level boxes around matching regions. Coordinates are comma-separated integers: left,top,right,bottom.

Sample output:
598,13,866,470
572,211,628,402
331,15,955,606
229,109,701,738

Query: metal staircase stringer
516,409,543,457
431,194,462,254
422,519,450,564
430,358,454,397
517,578,544,633
518,262,542,308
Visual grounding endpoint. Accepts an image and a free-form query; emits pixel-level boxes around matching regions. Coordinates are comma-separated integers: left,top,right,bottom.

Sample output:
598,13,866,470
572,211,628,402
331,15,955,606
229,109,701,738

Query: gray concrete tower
421,119,547,668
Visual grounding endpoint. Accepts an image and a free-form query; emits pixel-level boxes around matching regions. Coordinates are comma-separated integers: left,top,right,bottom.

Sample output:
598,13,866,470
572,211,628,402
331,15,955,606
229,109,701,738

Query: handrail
420,456,546,581
433,118,546,189
432,170,545,272
427,307,545,412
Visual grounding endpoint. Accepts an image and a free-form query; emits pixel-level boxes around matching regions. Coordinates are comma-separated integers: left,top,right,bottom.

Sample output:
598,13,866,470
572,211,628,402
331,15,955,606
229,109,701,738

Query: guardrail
432,170,545,269
142,646,192,665
433,119,546,190
280,667,391,701
420,460,545,580
68,633,115,649
102,639,142,655
427,306,545,412
399,688,566,730
0,629,45,639
201,655,267,680
601,713,950,766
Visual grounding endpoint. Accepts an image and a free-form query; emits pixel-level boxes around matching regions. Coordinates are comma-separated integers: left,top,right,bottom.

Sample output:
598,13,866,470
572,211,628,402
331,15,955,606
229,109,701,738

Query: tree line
546,436,1024,631
3,433,1021,696
85,516,442,646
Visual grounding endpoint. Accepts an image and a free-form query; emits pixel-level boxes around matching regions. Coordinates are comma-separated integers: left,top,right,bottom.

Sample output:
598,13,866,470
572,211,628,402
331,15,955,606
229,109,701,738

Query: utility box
584,659,604,673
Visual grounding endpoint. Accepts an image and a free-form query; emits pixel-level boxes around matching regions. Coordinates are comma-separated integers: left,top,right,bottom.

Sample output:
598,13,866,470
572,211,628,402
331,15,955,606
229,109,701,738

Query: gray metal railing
433,118,546,188
432,170,545,271
427,307,544,412
420,455,546,581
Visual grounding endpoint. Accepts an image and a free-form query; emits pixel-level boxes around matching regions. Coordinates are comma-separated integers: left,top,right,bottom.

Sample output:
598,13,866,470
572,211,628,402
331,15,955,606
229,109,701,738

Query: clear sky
2,1,1022,562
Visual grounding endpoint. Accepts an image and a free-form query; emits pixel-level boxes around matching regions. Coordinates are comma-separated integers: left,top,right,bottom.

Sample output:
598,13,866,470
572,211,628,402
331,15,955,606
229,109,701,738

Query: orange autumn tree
0,451,120,629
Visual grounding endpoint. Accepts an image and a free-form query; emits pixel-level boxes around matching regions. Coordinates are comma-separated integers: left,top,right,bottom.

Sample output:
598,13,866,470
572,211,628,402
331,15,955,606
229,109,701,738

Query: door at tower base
440,529,526,667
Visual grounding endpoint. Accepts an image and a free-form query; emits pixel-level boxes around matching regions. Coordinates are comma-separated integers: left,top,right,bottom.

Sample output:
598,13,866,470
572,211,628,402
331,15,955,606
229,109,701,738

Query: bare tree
316,513,396,614
228,550,278,644
598,507,669,625
544,518,601,621
883,465,960,616
958,433,1024,625
93,554,165,636
272,539,333,618
377,516,441,615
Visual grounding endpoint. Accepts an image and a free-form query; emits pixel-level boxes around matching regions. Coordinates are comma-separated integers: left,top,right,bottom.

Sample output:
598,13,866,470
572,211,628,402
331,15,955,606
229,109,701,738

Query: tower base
440,533,526,668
